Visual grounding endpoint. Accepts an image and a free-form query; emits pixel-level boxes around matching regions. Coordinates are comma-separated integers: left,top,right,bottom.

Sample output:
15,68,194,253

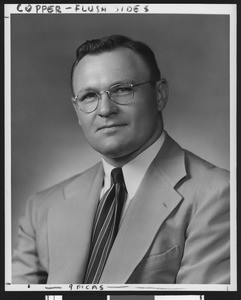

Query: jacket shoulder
26,162,102,214
183,149,229,188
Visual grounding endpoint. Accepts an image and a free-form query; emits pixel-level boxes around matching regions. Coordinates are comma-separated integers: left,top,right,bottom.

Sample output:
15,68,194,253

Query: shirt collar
101,131,166,199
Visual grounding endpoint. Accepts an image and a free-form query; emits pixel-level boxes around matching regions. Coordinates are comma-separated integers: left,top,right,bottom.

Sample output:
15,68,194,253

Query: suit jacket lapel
100,134,187,283
47,163,103,284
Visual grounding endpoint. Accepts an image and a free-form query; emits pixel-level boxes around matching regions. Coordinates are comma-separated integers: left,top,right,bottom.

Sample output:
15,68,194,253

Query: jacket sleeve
176,170,230,284
12,195,48,284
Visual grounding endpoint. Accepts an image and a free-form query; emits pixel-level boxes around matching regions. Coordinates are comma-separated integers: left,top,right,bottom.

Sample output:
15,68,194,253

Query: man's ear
72,100,82,126
156,78,169,112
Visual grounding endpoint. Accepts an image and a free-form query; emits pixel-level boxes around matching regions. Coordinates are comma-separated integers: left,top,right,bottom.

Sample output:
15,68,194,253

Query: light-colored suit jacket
12,134,230,284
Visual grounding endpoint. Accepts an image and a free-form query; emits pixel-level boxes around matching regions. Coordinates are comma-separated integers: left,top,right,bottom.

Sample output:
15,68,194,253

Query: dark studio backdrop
11,13,230,250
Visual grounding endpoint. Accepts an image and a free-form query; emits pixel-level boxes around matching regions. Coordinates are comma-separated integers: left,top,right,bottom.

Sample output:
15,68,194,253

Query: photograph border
4,2,238,295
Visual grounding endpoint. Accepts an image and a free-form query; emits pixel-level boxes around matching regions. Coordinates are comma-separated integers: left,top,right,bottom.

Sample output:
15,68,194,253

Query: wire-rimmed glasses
72,80,155,113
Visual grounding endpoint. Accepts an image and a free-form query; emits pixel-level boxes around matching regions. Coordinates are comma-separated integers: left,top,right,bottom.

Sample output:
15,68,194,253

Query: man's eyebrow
78,79,136,92
110,80,135,86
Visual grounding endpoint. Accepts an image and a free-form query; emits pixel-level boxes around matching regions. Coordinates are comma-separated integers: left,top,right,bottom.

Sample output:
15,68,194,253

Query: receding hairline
73,46,152,75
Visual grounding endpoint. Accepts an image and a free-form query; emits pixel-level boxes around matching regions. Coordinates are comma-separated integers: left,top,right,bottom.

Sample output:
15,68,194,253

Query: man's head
71,35,168,166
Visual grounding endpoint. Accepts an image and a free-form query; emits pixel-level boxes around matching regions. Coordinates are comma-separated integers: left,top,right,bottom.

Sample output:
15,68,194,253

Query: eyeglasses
72,80,155,113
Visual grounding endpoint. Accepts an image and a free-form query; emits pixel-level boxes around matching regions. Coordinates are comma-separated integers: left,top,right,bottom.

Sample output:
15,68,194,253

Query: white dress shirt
101,131,166,223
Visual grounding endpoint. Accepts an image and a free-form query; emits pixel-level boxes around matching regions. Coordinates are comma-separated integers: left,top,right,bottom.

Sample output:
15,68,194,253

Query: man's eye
112,86,132,95
79,92,97,102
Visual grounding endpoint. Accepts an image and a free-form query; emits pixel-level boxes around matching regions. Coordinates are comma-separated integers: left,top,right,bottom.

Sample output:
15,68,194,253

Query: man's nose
97,92,118,117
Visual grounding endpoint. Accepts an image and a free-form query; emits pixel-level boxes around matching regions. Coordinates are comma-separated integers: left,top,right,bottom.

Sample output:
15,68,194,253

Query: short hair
71,35,161,95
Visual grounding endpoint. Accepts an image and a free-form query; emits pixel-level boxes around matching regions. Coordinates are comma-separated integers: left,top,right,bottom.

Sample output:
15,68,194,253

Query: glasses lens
110,84,134,104
76,91,98,113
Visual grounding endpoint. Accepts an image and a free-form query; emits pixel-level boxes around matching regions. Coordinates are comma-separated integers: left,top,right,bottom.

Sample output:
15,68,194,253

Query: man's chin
100,148,126,159
97,145,131,160
98,145,142,167
92,139,127,156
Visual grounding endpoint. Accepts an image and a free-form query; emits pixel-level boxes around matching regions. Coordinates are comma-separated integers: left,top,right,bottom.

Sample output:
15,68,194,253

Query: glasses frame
72,80,156,113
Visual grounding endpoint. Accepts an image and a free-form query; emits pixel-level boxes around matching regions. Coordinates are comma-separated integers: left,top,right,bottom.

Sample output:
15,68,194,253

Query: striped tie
83,167,127,283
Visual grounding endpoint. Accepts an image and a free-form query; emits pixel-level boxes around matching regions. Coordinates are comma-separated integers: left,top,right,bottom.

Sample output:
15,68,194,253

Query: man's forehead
75,48,147,72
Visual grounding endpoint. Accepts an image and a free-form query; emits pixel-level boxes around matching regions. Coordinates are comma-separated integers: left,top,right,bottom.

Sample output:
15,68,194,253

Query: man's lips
97,124,126,131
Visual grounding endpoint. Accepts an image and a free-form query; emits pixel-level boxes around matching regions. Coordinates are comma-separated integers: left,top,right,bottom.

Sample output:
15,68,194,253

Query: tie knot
111,168,124,184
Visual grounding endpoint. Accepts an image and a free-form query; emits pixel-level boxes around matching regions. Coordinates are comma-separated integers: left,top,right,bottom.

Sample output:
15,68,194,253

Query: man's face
72,48,167,164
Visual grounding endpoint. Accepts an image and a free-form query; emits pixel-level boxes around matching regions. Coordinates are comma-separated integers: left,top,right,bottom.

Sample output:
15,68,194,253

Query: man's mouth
97,124,126,131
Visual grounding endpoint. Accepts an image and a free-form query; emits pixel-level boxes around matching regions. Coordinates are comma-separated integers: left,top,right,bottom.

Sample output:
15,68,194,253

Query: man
12,35,230,284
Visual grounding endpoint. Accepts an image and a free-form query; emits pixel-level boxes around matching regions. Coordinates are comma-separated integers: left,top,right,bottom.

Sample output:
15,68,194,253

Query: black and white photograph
4,3,237,293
